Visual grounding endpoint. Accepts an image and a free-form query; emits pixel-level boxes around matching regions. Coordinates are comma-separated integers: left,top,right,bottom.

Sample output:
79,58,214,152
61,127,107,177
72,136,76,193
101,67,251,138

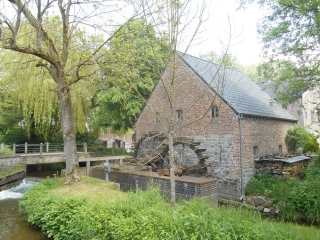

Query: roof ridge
177,51,244,74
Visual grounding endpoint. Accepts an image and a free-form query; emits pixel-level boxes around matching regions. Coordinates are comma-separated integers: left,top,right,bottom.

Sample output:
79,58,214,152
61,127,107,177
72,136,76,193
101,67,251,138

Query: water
0,173,56,240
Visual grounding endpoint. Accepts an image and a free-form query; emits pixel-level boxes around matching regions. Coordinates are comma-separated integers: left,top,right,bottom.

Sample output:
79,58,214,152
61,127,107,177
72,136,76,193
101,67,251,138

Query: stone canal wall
0,170,26,191
90,167,218,201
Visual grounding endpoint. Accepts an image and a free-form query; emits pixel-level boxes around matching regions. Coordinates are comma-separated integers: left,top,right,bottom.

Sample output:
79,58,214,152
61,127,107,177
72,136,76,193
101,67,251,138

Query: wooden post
83,142,87,155
112,142,115,155
40,143,43,156
25,142,28,154
119,158,123,165
122,142,126,154
46,142,49,153
13,143,16,155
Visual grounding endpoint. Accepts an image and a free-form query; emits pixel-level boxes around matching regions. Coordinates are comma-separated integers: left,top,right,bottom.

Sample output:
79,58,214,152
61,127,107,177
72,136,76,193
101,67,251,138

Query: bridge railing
0,142,87,155
0,142,132,156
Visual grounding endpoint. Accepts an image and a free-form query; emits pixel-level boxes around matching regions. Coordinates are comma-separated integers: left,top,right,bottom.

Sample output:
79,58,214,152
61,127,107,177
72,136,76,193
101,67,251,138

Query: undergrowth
20,177,320,240
246,154,320,224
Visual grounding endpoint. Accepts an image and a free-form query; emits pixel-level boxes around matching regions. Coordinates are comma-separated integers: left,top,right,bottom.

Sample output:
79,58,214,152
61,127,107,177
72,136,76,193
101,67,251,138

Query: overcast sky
183,0,265,66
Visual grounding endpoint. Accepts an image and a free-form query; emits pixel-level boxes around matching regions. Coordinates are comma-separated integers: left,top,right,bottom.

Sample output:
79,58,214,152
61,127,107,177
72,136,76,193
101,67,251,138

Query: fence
0,141,132,156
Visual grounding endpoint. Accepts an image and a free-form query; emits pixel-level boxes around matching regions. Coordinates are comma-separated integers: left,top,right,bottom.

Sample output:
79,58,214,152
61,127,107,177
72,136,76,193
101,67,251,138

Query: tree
0,0,138,184
132,0,234,206
239,0,320,97
91,20,169,131
285,126,319,153
200,51,242,70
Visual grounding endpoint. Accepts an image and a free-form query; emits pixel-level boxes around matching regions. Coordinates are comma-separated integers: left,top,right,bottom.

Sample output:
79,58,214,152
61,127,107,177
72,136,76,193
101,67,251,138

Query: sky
184,0,266,66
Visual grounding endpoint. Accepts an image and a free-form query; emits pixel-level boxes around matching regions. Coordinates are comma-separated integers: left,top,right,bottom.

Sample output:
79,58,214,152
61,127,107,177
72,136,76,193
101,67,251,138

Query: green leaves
285,126,319,153
92,20,170,131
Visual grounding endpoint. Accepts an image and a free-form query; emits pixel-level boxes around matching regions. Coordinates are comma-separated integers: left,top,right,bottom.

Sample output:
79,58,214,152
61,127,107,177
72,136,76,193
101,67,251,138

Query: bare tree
131,0,236,206
0,0,139,184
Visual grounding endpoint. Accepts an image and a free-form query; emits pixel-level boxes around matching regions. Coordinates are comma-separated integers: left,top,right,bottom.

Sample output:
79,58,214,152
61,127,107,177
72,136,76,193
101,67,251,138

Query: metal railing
0,142,133,156
0,142,87,155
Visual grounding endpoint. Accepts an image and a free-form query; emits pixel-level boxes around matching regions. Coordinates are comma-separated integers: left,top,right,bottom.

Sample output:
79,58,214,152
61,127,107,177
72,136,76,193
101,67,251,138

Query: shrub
20,177,319,239
246,168,320,223
285,126,319,153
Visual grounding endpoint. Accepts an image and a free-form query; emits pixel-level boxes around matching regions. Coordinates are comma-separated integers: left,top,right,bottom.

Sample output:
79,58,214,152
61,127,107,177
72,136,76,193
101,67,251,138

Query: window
211,106,219,118
177,110,183,122
253,146,258,157
156,113,160,123
279,145,282,154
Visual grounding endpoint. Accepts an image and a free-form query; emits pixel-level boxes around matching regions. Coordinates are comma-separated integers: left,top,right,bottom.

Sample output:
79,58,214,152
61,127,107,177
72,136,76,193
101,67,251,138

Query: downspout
239,113,244,201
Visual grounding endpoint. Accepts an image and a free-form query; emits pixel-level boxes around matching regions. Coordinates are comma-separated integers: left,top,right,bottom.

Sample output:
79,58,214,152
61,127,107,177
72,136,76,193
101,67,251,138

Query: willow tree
0,0,138,184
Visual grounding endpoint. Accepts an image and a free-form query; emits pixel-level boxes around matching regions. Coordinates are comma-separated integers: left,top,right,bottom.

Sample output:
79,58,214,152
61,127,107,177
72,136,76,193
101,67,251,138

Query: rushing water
0,171,59,240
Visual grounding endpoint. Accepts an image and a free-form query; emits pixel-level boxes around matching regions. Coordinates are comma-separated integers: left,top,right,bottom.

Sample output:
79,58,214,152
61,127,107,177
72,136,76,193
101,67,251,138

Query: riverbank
0,166,25,191
20,176,320,239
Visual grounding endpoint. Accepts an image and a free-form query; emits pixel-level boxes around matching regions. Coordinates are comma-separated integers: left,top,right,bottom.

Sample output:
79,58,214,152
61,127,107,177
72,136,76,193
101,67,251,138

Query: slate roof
178,52,297,122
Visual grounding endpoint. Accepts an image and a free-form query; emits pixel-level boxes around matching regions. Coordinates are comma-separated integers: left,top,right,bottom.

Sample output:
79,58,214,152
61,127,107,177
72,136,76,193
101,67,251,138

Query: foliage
91,20,169,131
0,145,13,155
0,26,96,143
239,0,320,105
200,50,270,82
285,126,319,153
246,169,320,224
200,51,243,70
20,177,320,239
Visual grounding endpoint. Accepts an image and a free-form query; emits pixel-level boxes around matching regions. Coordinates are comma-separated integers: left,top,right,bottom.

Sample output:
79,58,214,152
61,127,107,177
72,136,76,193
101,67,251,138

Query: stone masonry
134,57,296,200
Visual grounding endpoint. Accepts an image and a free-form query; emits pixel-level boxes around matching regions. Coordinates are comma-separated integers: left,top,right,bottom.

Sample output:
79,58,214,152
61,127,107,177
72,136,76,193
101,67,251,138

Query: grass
50,176,126,202
19,176,320,240
0,166,24,179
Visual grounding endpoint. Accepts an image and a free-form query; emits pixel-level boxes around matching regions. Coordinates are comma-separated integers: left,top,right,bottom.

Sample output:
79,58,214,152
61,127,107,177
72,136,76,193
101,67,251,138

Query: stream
0,170,60,240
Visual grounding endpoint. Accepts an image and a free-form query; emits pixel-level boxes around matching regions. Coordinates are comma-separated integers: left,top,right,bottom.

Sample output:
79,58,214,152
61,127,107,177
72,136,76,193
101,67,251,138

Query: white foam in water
0,178,42,200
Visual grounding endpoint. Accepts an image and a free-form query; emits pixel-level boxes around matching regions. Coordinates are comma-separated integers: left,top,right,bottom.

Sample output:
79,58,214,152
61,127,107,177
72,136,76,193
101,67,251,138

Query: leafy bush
286,126,319,153
303,136,319,153
246,171,320,224
20,177,319,240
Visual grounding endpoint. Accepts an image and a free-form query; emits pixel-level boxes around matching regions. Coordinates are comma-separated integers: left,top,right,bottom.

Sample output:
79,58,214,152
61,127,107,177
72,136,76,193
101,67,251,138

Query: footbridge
0,142,132,175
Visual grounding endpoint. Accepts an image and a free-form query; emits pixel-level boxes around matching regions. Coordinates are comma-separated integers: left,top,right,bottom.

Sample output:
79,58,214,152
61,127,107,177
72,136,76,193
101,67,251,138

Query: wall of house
240,117,296,191
135,58,296,200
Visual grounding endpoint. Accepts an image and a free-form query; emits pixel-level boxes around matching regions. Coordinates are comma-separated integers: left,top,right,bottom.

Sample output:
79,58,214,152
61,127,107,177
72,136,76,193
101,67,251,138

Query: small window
212,106,219,118
313,91,317,101
177,110,183,122
156,113,160,123
253,146,258,156
279,145,282,154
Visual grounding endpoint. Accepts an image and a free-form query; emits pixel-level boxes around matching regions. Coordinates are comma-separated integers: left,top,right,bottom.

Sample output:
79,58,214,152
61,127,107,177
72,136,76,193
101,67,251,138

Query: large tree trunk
57,76,81,184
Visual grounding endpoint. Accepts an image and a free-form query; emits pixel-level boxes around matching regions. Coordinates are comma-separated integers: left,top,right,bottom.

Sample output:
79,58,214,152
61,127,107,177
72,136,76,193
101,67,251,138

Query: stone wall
134,57,296,200
255,159,311,179
90,167,218,201
0,156,21,172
